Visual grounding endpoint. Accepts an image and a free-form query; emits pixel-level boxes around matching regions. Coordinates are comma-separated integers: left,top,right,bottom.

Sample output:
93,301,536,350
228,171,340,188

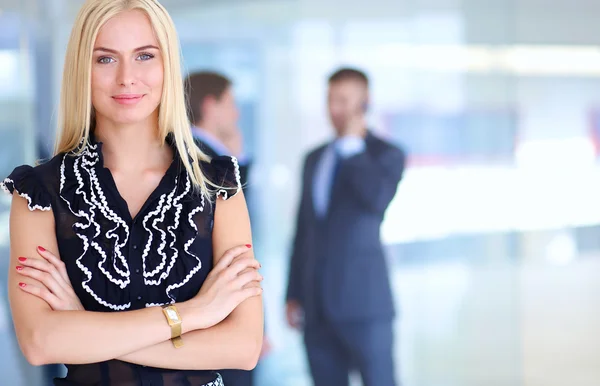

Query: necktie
330,149,343,190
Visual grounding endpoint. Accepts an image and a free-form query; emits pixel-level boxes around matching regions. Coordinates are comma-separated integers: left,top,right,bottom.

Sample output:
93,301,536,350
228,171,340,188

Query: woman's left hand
15,246,84,311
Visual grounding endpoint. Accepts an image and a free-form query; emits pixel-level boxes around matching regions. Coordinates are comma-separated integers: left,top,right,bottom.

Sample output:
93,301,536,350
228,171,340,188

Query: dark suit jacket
193,137,250,188
286,132,406,323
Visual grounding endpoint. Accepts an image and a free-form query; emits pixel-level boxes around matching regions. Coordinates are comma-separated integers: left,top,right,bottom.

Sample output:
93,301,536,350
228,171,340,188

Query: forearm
20,302,194,365
118,299,263,370
125,184,266,371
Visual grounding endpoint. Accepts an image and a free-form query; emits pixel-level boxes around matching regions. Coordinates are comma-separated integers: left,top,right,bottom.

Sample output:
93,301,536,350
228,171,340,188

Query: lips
112,94,144,105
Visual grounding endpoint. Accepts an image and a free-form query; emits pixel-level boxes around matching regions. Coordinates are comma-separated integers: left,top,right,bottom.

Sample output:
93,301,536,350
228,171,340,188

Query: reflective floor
258,247,600,386
1,235,600,386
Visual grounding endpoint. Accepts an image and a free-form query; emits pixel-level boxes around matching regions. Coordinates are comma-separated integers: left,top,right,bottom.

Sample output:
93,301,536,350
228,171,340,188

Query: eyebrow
93,45,160,54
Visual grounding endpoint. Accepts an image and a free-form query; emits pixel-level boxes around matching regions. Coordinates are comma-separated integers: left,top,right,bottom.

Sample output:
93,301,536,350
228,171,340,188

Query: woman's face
91,10,164,127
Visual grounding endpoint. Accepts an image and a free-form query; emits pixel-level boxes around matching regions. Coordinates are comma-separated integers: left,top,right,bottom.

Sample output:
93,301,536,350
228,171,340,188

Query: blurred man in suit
185,71,250,181
285,68,406,386
184,71,270,386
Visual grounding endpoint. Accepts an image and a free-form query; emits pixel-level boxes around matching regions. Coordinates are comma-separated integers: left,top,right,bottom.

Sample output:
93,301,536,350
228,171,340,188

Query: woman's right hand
184,244,263,330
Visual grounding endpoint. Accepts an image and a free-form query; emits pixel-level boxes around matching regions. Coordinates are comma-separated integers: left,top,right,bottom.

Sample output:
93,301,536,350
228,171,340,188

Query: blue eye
98,56,114,64
138,53,154,61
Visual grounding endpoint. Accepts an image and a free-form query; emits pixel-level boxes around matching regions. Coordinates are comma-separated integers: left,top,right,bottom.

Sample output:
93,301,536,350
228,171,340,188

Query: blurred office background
1,0,600,385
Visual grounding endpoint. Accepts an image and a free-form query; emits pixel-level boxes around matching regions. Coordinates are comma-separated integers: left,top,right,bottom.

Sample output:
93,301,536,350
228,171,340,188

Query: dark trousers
219,369,253,386
304,318,396,386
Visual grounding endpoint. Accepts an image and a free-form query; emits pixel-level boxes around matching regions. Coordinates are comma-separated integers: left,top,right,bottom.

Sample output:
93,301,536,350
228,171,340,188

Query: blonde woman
2,0,263,385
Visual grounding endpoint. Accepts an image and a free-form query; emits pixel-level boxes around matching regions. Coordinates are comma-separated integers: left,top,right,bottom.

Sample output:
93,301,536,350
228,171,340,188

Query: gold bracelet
162,305,184,348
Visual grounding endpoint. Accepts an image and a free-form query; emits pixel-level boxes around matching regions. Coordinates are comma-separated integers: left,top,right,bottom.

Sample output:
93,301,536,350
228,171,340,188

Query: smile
112,94,144,105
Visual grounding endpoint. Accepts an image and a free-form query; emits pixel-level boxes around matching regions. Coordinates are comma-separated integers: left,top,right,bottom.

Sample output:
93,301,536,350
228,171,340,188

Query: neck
337,127,368,139
94,114,171,172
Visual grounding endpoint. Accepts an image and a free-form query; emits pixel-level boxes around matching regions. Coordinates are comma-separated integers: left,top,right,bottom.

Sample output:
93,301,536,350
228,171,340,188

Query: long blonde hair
55,0,211,198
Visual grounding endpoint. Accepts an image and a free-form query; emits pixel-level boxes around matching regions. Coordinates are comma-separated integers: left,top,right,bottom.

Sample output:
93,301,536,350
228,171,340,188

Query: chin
330,120,344,132
99,112,152,127
97,105,159,127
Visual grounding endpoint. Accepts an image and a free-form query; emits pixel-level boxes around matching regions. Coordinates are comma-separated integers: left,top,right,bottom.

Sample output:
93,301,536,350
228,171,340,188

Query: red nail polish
18,257,26,262
18,283,26,288
37,246,46,252
15,266,23,271
246,244,252,248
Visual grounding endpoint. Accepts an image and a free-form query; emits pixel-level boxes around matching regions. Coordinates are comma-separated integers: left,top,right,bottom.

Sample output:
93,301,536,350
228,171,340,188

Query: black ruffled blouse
2,135,241,386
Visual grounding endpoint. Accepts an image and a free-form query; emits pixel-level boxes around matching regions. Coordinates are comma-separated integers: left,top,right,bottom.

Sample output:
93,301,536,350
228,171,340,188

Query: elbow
23,347,47,367
364,199,388,216
238,332,263,371
19,328,51,366
17,315,57,366
372,191,396,214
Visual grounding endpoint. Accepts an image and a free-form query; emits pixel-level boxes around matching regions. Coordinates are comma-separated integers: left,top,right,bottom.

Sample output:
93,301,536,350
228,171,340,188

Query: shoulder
1,152,78,211
193,137,218,159
305,143,329,163
1,153,65,212
200,155,242,201
34,153,66,178
9,153,64,178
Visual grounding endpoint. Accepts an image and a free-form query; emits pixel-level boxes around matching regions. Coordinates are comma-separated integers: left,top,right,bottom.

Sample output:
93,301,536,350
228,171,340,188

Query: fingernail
18,283,26,288
246,244,252,248
37,246,46,252
15,266,23,271
18,257,26,262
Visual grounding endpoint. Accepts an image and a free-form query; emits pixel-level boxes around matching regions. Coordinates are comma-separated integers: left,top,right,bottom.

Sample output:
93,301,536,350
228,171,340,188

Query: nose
117,61,136,87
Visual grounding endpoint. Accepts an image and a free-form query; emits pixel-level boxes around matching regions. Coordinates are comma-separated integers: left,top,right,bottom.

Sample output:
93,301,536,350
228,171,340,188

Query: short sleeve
210,156,242,200
1,165,52,211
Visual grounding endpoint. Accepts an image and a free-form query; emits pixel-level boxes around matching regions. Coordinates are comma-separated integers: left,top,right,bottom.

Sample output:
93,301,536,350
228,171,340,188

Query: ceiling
0,0,598,14
2,0,600,46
